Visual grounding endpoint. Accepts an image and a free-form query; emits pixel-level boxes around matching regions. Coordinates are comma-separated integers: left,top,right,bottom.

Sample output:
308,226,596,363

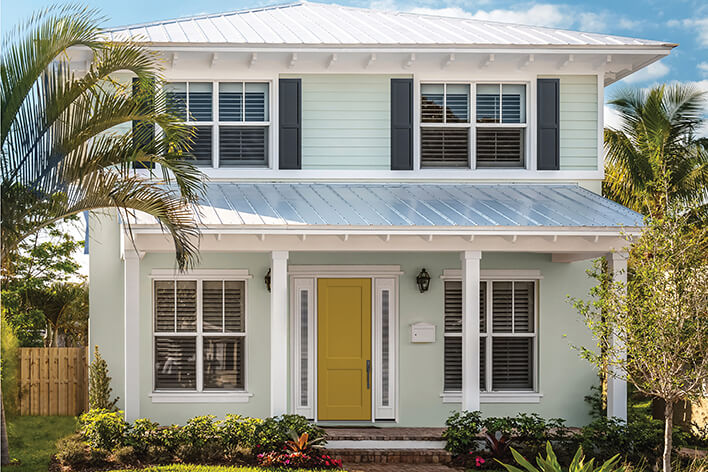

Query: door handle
366,360,371,390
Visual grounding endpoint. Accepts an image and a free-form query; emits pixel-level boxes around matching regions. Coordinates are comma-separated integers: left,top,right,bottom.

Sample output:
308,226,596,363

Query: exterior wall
559,75,598,171
88,210,126,409
91,247,597,426
299,74,392,170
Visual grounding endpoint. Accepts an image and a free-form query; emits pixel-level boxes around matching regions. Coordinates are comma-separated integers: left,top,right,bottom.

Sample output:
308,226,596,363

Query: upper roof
106,1,674,49
131,183,644,229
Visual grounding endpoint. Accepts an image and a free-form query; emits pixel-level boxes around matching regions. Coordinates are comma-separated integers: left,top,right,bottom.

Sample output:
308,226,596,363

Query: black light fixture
416,268,431,293
264,268,271,292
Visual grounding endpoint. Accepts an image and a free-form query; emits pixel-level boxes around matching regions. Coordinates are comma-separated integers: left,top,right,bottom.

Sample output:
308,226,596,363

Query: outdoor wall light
416,268,431,293
265,268,271,292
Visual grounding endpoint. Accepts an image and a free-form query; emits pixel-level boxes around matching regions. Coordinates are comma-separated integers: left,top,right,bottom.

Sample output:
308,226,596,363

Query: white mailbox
410,322,436,343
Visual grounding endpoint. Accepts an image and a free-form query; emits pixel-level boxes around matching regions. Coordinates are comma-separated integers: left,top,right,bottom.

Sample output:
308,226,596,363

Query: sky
2,0,707,273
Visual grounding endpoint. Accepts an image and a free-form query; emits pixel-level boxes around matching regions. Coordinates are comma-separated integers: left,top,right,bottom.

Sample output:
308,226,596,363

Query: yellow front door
317,278,372,421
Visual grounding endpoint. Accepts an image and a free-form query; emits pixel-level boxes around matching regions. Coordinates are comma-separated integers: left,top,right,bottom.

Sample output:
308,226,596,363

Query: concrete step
327,448,452,465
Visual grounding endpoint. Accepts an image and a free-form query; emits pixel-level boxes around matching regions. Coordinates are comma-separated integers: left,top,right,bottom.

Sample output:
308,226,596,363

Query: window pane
203,337,244,390
300,290,309,407
219,83,243,121
444,336,462,391
190,126,213,165
476,84,500,123
188,82,213,121
203,281,223,332
492,337,533,390
444,281,462,333
154,281,175,332
176,281,197,332
219,126,268,167
245,83,269,121
224,281,244,333
165,82,187,121
421,84,444,123
381,290,390,407
155,337,196,389
480,281,487,333
502,84,526,124
476,128,524,168
514,281,534,333
492,281,513,332
421,128,469,168
480,337,487,391
446,84,469,123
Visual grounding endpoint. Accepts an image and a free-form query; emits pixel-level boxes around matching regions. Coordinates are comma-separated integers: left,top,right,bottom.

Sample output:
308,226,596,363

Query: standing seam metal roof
132,183,644,228
105,1,674,48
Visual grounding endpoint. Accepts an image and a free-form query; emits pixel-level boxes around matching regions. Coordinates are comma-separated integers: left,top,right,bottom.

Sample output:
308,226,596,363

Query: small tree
89,346,118,411
573,214,708,472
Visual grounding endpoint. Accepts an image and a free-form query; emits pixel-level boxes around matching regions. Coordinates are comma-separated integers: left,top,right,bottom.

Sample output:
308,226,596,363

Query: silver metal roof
133,183,643,229
106,1,672,48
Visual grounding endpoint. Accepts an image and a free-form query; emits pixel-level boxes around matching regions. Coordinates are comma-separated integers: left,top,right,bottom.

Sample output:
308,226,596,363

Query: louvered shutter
279,78,301,169
165,82,187,121
203,337,245,390
176,281,197,332
492,338,532,390
188,83,212,121
219,83,243,121
219,127,268,166
421,128,470,168
476,129,524,167
202,281,223,332
492,281,513,332
154,281,176,332
513,282,534,332
224,281,244,332
132,78,155,169
390,78,414,170
443,336,462,391
190,126,213,165
537,78,560,170
155,337,196,389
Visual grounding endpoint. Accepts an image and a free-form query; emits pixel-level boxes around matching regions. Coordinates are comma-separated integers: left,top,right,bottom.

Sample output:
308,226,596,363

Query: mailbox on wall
410,322,436,343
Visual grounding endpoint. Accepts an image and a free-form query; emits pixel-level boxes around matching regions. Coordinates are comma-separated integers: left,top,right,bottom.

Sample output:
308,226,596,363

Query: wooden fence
18,347,88,416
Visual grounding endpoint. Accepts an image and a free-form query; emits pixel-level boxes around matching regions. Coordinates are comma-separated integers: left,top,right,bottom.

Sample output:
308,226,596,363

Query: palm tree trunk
663,400,673,472
1,384,9,466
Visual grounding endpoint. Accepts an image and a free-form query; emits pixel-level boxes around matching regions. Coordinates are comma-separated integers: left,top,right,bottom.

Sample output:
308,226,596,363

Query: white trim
291,277,315,419
461,250,482,412
440,392,543,403
374,277,398,419
149,392,254,403
271,250,289,416
124,250,141,422
441,269,543,280
289,265,403,277
606,251,628,421
150,269,252,278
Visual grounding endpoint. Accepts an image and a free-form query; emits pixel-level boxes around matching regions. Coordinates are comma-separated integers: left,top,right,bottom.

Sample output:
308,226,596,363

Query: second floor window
165,82,270,168
420,83,527,169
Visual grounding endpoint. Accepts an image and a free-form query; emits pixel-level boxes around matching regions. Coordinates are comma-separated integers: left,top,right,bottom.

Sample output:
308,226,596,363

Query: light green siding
298,74,392,170
559,75,598,171
91,242,597,426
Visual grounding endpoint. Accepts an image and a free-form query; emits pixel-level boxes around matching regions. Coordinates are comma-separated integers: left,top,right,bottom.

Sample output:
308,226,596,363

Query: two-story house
88,1,675,428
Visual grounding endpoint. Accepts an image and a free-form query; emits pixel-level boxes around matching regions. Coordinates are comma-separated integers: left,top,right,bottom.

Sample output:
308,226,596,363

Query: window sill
440,392,543,404
150,392,254,403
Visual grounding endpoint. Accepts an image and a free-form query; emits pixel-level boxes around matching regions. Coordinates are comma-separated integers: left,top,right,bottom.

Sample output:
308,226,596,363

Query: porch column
606,251,628,421
270,251,289,416
461,250,482,411
123,249,141,422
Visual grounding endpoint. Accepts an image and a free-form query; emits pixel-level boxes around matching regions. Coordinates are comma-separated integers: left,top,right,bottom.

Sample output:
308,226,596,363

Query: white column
123,249,141,422
606,251,628,421
270,251,289,416
461,251,482,412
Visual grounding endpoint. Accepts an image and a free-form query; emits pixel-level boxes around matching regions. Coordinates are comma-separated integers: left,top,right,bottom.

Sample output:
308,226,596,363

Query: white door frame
289,265,401,423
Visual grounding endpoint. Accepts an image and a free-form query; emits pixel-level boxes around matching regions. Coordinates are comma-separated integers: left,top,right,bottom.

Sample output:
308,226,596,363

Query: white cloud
621,60,670,84
699,62,708,77
409,4,571,28
669,17,708,46
578,12,607,32
618,18,640,30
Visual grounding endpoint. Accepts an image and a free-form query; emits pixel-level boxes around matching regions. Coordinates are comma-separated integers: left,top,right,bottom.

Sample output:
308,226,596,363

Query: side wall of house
127,250,595,427
559,75,598,171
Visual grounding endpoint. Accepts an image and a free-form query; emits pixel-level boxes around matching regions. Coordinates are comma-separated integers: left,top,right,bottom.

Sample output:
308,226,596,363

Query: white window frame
149,269,253,403
418,81,530,171
166,80,273,169
440,269,542,404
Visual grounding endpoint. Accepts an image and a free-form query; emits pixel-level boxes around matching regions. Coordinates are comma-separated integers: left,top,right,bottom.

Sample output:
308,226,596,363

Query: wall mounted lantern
416,268,431,293
265,268,271,292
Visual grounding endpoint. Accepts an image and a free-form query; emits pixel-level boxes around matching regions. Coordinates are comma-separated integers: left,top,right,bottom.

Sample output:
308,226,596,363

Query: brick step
327,448,452,465
324,427,445,442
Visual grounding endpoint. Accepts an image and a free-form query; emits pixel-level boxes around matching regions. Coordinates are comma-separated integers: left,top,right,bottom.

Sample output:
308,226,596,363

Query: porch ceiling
129,182,643,230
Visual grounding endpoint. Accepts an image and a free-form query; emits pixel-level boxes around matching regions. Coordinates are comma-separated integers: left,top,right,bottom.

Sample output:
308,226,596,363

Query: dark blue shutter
537,78,560,170
279,78,301,169
132,78,155,169
390,78,414,170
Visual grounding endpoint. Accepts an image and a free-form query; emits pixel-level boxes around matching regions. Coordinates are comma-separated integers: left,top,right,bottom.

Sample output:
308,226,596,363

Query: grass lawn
5,415,78,472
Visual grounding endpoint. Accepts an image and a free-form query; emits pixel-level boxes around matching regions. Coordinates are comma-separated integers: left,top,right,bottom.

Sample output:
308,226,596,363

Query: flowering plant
257,450,343,469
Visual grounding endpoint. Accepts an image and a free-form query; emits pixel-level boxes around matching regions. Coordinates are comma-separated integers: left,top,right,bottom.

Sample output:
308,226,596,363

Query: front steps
324,428,452,465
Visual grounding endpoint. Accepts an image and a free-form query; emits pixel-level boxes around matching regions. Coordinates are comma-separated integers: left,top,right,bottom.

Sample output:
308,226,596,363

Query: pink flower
475,456,486,467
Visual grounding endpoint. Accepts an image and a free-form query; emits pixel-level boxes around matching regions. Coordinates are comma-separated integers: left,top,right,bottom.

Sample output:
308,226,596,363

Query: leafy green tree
603,84,708,220
28,282,88,347
572,214,708,472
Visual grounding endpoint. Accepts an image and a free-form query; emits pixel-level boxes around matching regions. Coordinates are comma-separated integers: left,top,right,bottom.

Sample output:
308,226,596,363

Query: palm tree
0,5,205,463
27,282,88,347
603,84,708,219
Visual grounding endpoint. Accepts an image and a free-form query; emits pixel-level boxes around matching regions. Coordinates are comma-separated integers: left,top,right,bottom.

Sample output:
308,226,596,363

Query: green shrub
113,445,137,465
55,435,90,468
442,410,484,456
219,414,264,452
253,414,325,453
498,442,626,472
79,408,128,451
88,345,119,411
176,415,223,463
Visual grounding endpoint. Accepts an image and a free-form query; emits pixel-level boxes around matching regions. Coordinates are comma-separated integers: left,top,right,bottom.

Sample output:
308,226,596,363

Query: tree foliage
603,84,708,220
88,346,118,411
572,214,708,472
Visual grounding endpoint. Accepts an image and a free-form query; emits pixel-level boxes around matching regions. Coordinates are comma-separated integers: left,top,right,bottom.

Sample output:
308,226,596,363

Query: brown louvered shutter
176,281,197,332
224,281,244,332
421,128,469,168
492,281,513,332
155,337,197,389
154,281,176,332
203,281,224,332
513,281,534,332
492,338,532,390
476,129,524,167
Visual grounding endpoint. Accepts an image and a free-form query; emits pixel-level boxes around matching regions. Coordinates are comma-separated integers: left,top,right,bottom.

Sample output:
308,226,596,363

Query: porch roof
132,182,643,230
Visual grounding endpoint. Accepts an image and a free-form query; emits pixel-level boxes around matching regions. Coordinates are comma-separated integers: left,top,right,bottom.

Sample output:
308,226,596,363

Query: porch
119,182,640,426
